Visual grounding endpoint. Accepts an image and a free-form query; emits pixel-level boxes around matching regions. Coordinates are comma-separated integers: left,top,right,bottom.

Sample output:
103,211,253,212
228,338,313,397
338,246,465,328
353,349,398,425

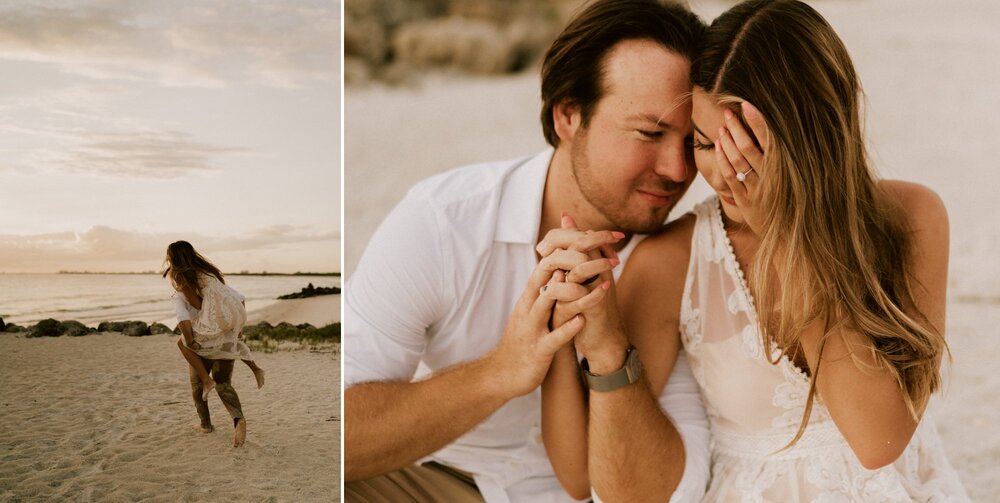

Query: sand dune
0,332,340,501
245,295,340,327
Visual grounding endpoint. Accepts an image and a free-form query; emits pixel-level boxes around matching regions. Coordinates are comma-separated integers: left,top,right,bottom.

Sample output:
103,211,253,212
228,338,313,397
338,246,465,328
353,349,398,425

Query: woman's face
691,87,746,225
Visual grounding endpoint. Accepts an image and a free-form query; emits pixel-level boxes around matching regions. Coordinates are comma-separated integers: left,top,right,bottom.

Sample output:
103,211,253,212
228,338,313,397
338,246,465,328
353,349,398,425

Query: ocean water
0,274,341,326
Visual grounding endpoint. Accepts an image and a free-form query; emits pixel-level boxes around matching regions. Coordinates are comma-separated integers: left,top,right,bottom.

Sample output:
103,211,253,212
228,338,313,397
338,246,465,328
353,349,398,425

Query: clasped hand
535,214,627,358
490,214,624,397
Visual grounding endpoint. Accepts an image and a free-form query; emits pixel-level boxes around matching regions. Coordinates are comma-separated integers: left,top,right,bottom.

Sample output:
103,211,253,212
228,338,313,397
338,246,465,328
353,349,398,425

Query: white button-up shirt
345,149,709,502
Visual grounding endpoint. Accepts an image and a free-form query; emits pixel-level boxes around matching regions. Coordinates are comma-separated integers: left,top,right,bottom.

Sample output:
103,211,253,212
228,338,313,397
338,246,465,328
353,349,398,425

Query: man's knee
212,361,235,383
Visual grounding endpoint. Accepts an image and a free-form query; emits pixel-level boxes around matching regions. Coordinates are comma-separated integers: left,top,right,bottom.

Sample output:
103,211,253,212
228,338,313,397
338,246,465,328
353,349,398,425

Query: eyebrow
626,113,671,129
691,121,710,140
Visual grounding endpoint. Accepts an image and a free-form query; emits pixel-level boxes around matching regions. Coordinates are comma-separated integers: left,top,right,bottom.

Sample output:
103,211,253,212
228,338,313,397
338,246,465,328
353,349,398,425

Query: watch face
626,347,643,381
582,346,642,391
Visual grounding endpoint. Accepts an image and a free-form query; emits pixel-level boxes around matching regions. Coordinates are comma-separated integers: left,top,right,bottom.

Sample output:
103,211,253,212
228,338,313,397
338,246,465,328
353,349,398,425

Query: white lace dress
181,273,252,361
680,197,969,502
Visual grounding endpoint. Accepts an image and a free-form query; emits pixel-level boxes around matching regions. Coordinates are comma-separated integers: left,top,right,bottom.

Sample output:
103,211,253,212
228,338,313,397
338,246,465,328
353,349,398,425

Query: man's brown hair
540,0,705,147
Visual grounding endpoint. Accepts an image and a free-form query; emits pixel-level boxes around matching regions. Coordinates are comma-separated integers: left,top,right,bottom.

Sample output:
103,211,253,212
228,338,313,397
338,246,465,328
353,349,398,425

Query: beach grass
242,321,341,353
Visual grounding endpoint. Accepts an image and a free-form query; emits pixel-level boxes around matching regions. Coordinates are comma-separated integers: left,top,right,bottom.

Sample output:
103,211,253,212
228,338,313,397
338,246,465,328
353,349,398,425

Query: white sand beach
0,298,340,502
245,296,340,327
345,1,1000,499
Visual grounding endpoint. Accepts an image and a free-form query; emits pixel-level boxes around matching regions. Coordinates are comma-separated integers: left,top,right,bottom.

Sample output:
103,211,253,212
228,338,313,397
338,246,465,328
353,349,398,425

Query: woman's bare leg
178,338,215,400
242,359,265,389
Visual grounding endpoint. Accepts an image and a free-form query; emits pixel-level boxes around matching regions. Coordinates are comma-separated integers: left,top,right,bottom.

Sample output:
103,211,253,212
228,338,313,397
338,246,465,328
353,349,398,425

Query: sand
345,1,999,499
245,295,341,327
0,298,340,502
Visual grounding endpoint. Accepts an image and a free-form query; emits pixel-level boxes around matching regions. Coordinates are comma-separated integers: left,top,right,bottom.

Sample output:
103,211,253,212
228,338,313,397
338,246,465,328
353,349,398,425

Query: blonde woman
164,240,263,446
541,0,968,500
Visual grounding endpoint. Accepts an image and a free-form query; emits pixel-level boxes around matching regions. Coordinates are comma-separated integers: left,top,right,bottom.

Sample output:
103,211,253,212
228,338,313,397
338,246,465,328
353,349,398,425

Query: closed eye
638,130,664,140
692,139,714,152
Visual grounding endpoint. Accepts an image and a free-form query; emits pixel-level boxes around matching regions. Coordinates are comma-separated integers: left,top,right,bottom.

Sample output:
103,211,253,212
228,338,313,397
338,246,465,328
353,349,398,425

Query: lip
637,190,677,207
719,194,737,206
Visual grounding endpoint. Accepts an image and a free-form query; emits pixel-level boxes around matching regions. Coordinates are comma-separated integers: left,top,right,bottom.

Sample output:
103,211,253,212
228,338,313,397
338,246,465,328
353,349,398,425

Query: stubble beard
569,131,674,235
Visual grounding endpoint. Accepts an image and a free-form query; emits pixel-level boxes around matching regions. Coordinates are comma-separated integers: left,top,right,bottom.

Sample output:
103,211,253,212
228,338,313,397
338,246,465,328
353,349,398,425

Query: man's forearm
588,378,685,501
178,321,194,345
344,355,514,481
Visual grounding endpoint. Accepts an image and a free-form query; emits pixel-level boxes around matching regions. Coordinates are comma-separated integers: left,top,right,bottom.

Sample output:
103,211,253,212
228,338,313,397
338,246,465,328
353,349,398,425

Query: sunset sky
0,0,340,273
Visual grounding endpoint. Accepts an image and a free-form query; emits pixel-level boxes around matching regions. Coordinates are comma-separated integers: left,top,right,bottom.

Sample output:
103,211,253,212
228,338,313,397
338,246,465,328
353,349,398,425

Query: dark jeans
188,356,244,429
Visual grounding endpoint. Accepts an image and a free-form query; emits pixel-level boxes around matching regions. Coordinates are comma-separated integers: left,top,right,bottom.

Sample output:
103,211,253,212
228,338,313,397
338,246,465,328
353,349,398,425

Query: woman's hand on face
715,101,770,235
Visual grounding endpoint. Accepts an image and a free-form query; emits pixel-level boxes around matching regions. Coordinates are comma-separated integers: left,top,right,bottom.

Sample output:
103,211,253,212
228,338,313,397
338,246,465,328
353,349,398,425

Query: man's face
569,39,696,234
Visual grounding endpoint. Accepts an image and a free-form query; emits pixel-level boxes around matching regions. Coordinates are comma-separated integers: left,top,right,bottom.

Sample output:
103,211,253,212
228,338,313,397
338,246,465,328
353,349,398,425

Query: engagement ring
736,168,754,183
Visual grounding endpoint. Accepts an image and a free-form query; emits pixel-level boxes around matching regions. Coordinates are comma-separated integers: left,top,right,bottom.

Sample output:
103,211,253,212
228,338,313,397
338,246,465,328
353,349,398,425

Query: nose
652,136,692,183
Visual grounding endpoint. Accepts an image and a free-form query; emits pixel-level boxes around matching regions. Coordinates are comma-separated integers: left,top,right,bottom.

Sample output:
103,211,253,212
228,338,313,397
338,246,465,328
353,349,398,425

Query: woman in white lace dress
544,0,968,500
164,241,264,402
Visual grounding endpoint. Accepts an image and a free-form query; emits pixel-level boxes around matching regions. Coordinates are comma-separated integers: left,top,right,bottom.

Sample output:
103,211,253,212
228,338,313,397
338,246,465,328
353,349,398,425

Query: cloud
51,130,249,178
0,225,340,273
0,124,250,178
0,0,339,88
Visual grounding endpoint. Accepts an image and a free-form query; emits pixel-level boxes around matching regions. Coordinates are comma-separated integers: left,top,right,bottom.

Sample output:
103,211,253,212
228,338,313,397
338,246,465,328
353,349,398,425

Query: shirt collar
494,148,553,244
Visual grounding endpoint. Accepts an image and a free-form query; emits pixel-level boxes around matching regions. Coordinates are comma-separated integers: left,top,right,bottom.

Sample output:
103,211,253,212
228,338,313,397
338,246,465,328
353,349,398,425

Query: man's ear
553,100,582,144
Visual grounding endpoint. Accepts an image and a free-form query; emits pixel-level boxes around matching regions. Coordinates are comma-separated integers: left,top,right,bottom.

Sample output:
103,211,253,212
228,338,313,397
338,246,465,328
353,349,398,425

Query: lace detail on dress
189,273,251,361
678,196,968,502
708,199,811,384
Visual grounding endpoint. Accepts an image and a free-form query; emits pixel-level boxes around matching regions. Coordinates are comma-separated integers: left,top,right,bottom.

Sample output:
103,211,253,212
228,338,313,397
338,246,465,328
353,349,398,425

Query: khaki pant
188,356,243,429
346,462,485,502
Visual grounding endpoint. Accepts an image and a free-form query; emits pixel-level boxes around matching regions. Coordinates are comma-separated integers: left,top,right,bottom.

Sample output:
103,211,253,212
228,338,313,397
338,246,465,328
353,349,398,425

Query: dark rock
149,323,173,335
97,320,151,336
4,323,25,333
296,323,316,331
0,317,5,331
122,321,151,337
59,320,93,337
277,286,341,299
97,321,126,332
241,321,273,338
30,318,63,337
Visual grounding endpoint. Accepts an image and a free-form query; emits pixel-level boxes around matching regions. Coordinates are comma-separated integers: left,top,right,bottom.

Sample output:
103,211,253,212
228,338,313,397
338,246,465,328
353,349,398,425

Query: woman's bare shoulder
621,212,697,294
879,180,947,221
633,212,698,266
878,179,949,238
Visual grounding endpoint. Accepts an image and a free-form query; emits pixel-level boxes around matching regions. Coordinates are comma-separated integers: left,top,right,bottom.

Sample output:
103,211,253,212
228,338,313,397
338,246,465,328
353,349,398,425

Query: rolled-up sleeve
172,293,193,322
344,185,452,389
662,350,710,503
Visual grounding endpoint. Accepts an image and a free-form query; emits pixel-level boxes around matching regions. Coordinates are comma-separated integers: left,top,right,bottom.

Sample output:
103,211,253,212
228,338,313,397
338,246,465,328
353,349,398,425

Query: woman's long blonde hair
691,0,946,446
162,240,225,297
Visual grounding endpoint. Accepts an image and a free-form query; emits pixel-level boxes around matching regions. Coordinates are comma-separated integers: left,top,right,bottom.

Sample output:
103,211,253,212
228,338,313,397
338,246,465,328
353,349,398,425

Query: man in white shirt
345,1,709,501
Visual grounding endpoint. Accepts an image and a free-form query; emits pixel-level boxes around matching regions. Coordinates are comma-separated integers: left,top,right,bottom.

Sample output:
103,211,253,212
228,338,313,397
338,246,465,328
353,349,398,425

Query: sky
0,0,340,273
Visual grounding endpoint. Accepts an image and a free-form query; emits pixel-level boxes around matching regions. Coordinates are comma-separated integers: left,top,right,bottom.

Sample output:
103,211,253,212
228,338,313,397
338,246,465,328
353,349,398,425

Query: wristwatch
581,346,643,392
